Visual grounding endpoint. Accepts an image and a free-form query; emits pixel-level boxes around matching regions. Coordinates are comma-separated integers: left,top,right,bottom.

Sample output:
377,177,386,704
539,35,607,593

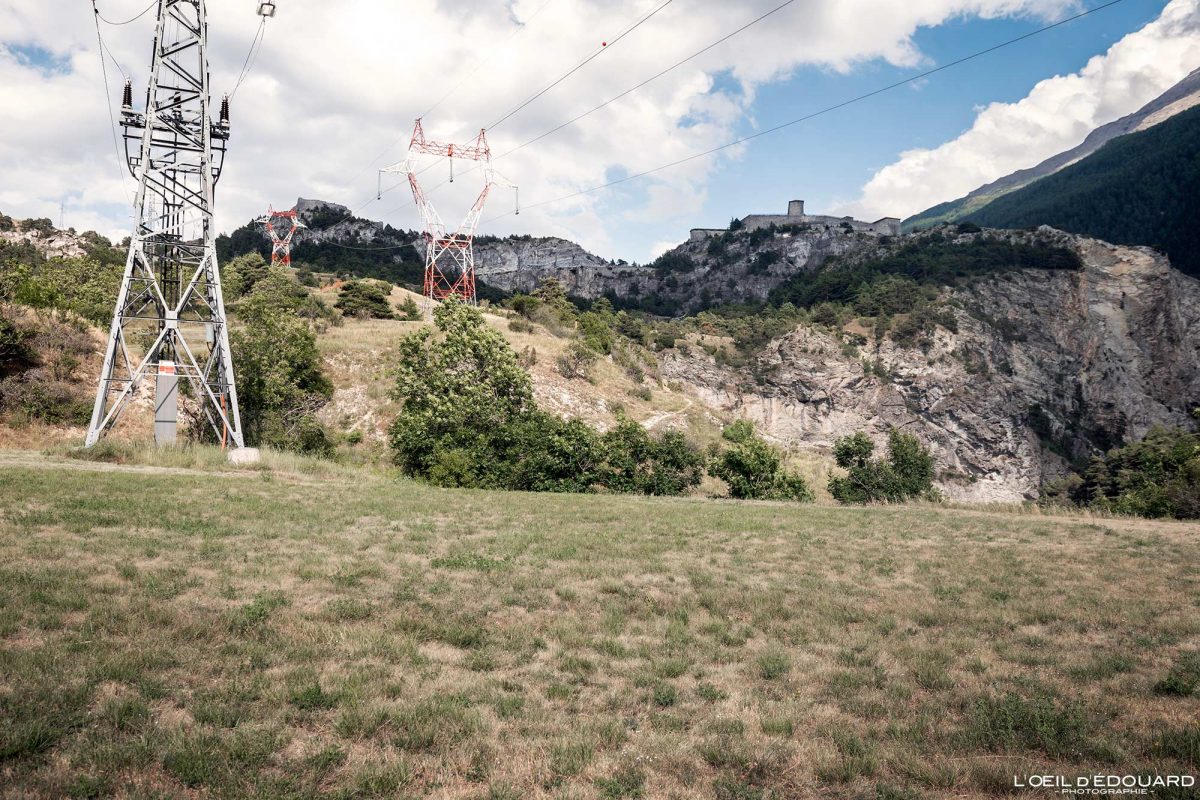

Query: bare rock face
0,224,92,259
659,235,1200,502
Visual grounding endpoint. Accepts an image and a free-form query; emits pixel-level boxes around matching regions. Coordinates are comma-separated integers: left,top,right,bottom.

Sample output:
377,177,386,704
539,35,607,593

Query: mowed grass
0,451,1198,799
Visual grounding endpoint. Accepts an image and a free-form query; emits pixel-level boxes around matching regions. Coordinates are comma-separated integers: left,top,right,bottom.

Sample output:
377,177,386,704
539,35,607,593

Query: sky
0,0,1197,263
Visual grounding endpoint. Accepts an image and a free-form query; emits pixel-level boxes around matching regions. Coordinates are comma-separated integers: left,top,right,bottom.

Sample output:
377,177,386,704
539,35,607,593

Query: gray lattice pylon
87,0,243,448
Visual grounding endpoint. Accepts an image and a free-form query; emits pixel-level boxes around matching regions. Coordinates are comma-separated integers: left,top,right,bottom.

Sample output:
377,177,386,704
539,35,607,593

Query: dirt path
640,398,694,430
0,449,349,488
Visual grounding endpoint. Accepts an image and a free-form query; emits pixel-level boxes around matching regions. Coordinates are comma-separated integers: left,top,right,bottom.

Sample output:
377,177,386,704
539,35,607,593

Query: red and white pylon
256,205,305,268
379,119,516,307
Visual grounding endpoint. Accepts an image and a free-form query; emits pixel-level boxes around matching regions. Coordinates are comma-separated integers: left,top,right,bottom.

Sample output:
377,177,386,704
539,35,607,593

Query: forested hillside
966,105,1200,277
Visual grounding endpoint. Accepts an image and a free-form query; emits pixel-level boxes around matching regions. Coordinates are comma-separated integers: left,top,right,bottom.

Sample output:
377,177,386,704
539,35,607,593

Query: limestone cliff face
473,226,874,311
657,236,1200,502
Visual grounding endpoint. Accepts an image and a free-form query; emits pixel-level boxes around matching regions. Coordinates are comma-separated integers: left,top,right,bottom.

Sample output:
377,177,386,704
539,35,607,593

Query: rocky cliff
656,233,1200,502
472,224,876,312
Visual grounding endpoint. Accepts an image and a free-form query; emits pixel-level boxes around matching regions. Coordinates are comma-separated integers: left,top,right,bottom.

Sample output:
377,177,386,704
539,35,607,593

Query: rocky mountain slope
657,230,1200,501
906,66,1200,231
224,199,888,314
964,104,1200,277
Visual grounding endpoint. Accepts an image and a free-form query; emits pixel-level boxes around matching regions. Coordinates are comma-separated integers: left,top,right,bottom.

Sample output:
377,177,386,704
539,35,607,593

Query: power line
350,0,678,219
401,0,804,205
485,0,1131,222
486,0,677,131
229,16,267,100
499,0,799,159
91,2,134,207
94,0,156,26
312,239,420,253
419,0,559,120
343,0,558,202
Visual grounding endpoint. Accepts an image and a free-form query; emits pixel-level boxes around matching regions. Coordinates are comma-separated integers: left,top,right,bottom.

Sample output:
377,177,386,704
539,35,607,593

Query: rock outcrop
657,234,1200,502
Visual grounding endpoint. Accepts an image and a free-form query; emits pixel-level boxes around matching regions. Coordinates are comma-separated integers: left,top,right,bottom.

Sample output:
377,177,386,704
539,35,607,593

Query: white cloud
844,0,1200,221
1,0,1078,260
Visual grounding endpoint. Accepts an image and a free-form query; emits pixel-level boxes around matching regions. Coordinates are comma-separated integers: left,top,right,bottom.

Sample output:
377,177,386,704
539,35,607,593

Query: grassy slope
312,284,728,456
1,451,1197,799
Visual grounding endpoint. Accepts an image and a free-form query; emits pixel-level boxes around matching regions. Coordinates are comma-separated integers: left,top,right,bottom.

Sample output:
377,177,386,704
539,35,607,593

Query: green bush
396,296,421,321
721,419,754,444
335,279,395,319
0,241,123,326
598,418,705,496
828,430,938,504
0,309,35,375
556,341,598,380
710,422,813,502
389,299,703,496
229,270,334,456
1050,427,1200,519
578,310,615,354
223,252,270,300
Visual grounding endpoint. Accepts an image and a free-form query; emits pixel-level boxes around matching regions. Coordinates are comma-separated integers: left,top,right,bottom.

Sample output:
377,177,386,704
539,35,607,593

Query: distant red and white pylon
256,206,305,268
379,119,516,306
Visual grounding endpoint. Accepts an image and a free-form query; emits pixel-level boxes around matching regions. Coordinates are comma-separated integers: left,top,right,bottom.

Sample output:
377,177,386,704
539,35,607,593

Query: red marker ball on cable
601,41,607,46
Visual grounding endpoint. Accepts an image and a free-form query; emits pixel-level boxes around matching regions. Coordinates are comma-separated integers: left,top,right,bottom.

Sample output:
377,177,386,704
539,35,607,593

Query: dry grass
1,449,1197,799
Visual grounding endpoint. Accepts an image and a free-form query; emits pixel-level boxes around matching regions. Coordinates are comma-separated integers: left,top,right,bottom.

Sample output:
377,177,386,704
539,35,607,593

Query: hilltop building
690,200,901,242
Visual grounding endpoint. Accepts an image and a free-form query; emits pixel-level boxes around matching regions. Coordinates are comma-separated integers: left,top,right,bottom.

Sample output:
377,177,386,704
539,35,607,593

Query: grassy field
1,450,1198,799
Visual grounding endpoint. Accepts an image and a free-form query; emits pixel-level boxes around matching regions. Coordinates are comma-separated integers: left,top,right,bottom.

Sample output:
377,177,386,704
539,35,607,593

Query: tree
710,422,813,501
335,279,395,319
224,252,270,300
1047,426,1200,519
388,299,704,496
230,270,334,455
389,298,536,484
828,429,937,504
396,295,421,321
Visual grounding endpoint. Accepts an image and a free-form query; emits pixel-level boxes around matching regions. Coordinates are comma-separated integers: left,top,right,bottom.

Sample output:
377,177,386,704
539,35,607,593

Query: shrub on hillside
556,340,598,380
578,307,616,354
0,242,122,326
653,251,695,275
710,422,813,502
229,271,335,456
335,279,395,319
396,296,421,321
722,419,755,444
599,418,706,496
828,429,938,504
0,306,94,425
